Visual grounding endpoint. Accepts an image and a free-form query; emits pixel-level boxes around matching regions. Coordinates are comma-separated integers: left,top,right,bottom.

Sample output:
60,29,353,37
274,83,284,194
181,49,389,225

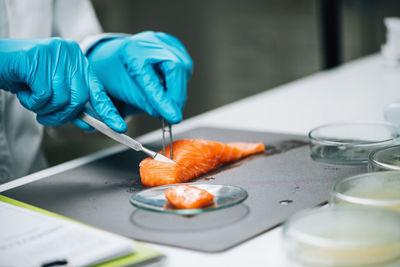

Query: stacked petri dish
296,171,400,266
283,206,400,267
308,122,400,164
331,171,400,212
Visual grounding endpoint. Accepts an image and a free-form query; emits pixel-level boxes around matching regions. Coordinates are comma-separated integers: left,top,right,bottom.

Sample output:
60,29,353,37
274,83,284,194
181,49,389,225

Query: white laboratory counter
140,54,400,267
1,54,398,266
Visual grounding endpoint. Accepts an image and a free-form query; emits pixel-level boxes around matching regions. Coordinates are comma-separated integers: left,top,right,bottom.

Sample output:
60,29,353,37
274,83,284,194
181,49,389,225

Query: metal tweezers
161,118,173,160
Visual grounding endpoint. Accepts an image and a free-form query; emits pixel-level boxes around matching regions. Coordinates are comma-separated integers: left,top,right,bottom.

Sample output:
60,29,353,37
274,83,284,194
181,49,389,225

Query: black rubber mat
3,127,367,252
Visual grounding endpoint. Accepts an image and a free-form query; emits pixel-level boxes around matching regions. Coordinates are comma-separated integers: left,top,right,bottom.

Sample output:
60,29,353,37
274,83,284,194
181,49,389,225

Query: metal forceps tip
161,119,173,160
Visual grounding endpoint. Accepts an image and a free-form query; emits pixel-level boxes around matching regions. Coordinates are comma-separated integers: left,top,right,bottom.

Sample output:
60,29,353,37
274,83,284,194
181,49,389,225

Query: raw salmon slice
140,139,265,187
165,184,214,209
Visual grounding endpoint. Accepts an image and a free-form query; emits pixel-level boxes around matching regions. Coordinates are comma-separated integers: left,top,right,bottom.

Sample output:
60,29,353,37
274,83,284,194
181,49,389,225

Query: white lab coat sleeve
52,0,126,53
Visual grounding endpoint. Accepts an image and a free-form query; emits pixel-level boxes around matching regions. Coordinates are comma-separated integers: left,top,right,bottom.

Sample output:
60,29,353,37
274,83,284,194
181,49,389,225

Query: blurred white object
382,18,400,125
382,17,400,68
385,102,400,125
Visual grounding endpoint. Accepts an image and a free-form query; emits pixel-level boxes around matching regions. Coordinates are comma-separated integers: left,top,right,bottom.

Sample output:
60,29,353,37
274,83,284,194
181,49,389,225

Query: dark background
43,0,400,166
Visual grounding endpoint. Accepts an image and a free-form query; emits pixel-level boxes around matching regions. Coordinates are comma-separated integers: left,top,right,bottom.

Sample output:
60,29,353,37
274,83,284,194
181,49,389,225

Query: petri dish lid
283,206,400,266
130,183,248,215
369,145,400,171
308,122,400,164
332,171,400,209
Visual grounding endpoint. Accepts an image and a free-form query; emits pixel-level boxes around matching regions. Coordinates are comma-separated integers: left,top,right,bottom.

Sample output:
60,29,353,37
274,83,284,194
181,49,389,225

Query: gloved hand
88,31,193,124
0,38,127,132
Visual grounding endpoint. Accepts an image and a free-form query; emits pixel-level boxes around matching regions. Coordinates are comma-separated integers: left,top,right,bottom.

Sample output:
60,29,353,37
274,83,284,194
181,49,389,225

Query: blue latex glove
0,38,127,132
88,31,193,124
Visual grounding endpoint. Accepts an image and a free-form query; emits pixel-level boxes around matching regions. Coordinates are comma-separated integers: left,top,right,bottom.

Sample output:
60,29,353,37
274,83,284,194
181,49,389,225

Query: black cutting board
3,127,366,252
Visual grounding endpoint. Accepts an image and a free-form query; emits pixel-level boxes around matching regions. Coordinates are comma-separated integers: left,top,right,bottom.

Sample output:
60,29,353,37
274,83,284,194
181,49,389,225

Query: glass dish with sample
130,183,248,215
330,171,400,212
308,122,400,164
368,145,400,171
282,206,400,267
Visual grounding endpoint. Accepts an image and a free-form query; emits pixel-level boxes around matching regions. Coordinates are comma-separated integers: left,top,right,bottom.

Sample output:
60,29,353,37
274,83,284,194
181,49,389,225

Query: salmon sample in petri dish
130,183,248,215
282,206,400,267
331,171,400,212
308,122,400,164
368,145,400,172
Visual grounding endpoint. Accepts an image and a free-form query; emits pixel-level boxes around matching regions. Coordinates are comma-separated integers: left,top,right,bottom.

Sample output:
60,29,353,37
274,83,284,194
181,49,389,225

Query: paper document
0,201,136,266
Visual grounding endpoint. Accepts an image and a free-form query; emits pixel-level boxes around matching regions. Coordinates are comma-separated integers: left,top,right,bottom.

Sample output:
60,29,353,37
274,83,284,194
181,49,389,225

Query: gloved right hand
0,38,127,132
88,31,193,124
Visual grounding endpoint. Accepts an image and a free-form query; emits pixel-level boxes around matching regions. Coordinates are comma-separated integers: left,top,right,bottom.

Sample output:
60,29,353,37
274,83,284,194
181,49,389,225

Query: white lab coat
0,0,105,183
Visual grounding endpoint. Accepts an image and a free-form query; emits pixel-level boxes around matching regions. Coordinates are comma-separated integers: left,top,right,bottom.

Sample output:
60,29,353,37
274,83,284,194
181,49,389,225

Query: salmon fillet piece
165,184,214,209
140,139,265,187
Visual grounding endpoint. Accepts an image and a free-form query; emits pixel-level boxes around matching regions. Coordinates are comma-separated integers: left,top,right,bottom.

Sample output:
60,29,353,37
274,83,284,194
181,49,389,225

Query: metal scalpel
79,112,175,163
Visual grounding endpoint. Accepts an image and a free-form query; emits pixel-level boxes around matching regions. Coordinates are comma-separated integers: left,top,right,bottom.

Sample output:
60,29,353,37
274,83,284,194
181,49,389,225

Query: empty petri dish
369,145,400,172
283,206,400,267
130,183,248,215
331,171,400,212
308,122,399,164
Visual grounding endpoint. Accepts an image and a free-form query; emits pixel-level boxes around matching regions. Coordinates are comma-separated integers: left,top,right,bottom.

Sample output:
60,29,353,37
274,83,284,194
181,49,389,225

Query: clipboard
0,195,164,267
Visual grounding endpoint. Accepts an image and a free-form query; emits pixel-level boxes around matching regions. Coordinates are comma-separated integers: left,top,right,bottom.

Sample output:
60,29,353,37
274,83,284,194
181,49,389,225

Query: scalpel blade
79,112,175,164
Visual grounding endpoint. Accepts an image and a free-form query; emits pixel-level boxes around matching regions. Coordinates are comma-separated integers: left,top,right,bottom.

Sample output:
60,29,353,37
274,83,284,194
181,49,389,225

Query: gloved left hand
88,31,193,124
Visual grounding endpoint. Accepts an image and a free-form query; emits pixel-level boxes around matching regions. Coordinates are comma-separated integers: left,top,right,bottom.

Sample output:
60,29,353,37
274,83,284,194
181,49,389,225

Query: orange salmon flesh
165,184,214,209
140,139,265,187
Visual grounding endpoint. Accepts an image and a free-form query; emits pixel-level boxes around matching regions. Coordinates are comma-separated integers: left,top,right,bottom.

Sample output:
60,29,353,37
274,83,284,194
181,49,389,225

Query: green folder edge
0,195,164,267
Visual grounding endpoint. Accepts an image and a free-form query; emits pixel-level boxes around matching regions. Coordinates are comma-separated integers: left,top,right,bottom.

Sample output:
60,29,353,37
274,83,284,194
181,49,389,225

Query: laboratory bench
0,54,396,266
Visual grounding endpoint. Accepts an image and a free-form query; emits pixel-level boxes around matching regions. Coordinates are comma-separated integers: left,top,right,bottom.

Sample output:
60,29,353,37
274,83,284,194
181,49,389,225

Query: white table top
142,54,400,267
1,54,398,266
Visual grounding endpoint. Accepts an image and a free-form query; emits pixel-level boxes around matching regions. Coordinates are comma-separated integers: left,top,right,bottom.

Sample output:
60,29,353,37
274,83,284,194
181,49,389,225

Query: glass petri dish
331,171,400,212
308,122,400,164
368,145,400,172
282,206,400,267
130,183,248,215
